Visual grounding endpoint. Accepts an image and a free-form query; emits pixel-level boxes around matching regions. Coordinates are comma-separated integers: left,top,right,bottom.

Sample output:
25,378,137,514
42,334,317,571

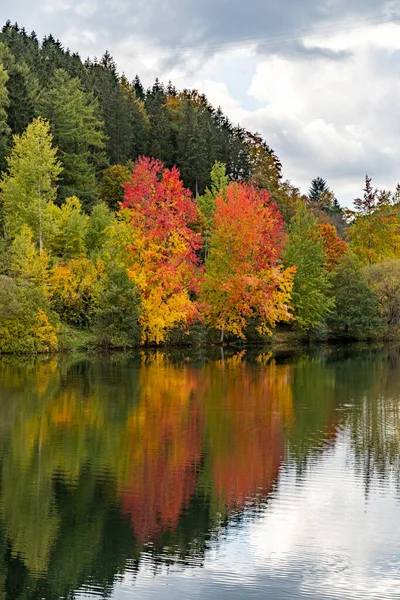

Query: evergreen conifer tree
38,69,106,208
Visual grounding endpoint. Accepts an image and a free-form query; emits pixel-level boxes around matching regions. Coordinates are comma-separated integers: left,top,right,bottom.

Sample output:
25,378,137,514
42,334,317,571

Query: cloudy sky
2,0,400,206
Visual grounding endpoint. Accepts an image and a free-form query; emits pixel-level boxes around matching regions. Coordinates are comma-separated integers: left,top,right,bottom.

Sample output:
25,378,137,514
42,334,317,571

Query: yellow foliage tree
121,158,202,344
49,258,100,327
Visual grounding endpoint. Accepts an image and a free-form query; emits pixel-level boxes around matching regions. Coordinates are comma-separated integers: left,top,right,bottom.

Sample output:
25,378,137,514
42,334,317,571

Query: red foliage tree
202,182,295,341
121,157,202,343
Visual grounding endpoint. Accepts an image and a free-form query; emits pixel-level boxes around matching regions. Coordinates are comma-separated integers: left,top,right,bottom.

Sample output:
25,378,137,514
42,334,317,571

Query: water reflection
0,347,399,598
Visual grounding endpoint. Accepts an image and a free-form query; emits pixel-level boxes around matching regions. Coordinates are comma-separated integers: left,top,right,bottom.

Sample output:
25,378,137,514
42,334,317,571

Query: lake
0,346,399,599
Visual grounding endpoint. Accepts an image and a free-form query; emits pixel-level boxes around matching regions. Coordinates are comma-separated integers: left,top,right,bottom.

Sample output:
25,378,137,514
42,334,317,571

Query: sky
2,0,400,206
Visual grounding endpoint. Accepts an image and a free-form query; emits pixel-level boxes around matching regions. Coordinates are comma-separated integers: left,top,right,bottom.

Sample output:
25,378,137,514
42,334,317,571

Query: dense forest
0,21,400,353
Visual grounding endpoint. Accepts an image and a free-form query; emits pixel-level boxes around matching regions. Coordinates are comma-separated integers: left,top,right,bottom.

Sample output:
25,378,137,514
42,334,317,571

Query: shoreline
1,328,396,358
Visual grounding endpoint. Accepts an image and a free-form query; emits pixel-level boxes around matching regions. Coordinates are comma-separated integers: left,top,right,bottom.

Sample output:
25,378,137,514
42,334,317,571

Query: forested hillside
0,21,400,352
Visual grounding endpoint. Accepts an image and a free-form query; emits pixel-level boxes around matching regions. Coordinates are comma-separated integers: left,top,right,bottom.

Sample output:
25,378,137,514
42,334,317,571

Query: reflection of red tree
120,355,294,539
121,360,204,541
211,414,282,509
205,358,293,509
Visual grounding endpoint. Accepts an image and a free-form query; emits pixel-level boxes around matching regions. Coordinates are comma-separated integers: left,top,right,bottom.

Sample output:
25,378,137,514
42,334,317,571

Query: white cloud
192,80,248,124
249,440,400,599
2,1,400,206
305,21,400,53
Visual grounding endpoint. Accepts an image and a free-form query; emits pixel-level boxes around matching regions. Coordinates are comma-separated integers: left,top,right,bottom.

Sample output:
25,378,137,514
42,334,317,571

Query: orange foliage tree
121,157,202,344
202,353,293,509
317,223,347,271
202,182,295,342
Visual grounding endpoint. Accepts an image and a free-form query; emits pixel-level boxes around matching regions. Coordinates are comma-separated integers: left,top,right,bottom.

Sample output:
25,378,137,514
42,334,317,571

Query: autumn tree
0,117,61,251
202,182,295,342
121,157,202,344
0,226,58,352
284,204,334,333
49,258,100,327
346,175,400,265
353,175,378,215
317,223,347,271
347,176,400,265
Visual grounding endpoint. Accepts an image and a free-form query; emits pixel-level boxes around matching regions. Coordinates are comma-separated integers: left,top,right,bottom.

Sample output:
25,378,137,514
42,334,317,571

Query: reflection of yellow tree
119,356,204,540
2,455,59,575
0,360,60,574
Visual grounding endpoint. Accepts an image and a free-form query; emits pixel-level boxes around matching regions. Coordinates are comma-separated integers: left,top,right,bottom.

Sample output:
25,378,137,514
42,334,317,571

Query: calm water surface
0,347,400,599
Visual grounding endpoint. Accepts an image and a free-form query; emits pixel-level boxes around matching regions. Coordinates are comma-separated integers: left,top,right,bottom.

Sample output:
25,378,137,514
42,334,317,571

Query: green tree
9,224,49,289
84,55,148,165
328,253,381,338
198,161,229,260
284,204,334,333
198,161,229,225
0,42,38,137
309,176,342,215
93,262,141,348
38,69,106,208
0,48,10,170
227,126,251,180
146,80,173,166
0,117,62,251
0,274,20,321
365,259,400,335
46,196,89,259
0,228,58,353
120,74,149,161
309,177,329,204
99,164,131,211
175,93,217,195
85,202,115,256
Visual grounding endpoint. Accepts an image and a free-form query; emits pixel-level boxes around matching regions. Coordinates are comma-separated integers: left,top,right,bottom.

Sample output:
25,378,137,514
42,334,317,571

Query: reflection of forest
0,347,398,599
